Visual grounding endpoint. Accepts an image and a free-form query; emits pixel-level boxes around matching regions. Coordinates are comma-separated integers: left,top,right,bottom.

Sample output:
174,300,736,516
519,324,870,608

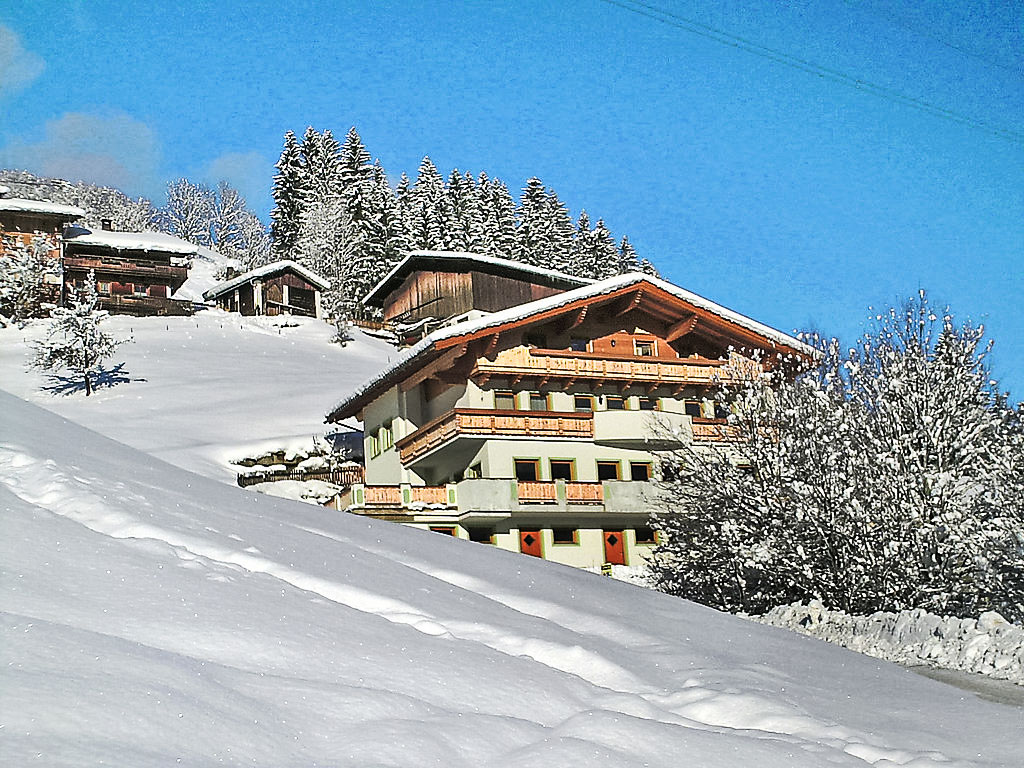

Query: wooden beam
613,289,644,318
400,346,466,391
555,306,588,333
666,314,698,342
482,332,501,358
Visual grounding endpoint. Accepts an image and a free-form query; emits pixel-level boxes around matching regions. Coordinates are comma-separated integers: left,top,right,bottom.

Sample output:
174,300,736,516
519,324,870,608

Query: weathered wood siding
382,271,473,322
382,269,569,322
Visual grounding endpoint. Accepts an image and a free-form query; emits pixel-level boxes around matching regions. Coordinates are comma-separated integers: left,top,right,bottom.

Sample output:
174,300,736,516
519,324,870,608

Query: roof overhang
326,273,817,424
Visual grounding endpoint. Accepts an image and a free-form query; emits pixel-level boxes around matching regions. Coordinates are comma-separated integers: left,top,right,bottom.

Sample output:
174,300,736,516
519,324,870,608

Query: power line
599,0,1024,146
840,0,1020,75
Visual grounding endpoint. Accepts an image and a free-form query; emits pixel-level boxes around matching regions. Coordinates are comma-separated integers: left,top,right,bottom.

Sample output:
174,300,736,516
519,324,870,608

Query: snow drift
2,389,1022,767
756,601,1024,686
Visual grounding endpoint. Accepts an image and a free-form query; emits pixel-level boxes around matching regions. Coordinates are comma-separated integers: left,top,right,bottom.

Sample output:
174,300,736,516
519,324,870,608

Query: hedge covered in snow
754,601,1024,685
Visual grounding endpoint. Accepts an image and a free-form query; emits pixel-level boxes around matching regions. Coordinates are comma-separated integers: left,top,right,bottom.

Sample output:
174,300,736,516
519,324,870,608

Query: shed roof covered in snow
203,260,331,301
63,227,199,255
0,196,86,219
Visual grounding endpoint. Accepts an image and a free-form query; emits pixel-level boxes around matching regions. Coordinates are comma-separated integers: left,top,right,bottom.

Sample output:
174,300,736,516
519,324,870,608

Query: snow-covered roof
0,197,85,218
203,260,331,301
64,227,199,255
328,272,817,421
362,250,593,307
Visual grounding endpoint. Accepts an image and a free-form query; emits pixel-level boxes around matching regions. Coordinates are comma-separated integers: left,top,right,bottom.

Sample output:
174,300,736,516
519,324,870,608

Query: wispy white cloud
0,111,162,198
201,151,273,213
0,23,45,98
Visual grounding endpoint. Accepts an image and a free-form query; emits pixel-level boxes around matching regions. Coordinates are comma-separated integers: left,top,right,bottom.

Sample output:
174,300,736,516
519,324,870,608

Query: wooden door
603,530,626,565
519,529,543,558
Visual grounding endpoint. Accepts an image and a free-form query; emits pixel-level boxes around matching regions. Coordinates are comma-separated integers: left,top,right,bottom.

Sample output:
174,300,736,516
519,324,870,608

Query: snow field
0,310,395,481
756,601,1024,685
3,390,1023,766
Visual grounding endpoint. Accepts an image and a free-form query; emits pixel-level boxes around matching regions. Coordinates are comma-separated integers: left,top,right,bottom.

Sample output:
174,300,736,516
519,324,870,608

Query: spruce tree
270,130,306,257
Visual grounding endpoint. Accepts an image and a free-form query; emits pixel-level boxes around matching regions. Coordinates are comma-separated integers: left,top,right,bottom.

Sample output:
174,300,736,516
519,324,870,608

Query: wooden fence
237,465,365,488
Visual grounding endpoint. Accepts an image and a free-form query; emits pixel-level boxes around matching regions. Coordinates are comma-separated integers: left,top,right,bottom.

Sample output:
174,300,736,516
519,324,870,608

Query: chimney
101,218,113,231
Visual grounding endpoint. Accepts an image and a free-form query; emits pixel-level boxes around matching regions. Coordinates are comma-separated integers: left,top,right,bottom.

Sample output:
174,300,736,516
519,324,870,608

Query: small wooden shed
203,260,330,319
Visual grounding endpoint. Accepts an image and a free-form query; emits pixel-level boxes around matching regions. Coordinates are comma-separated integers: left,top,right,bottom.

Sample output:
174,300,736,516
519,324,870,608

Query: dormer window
634,339,656,357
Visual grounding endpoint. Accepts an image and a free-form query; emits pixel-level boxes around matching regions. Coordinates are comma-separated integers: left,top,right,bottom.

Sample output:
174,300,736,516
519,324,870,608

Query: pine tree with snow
270,130,307,257
0,233,60,325
31,271,127,397
649,293,1024,622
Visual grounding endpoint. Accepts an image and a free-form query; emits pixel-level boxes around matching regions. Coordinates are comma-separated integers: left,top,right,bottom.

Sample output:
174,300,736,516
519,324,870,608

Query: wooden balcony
691,418,743,442
346,480,606,513
396,408,594,464
473,346,757,388
65,256,188,283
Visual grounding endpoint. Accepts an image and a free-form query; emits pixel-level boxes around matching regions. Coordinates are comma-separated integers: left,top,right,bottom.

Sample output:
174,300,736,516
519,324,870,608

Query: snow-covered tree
159,178,216,246
270,130,307,257
649,293,1024,622
31,271,127,396
0,233,59,325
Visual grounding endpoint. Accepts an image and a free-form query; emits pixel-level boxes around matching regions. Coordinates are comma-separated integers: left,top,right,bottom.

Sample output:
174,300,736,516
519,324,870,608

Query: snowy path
3,390,1023,766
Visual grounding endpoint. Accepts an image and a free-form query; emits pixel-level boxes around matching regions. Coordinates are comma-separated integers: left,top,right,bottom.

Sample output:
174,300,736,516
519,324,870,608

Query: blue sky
2,1,1022,397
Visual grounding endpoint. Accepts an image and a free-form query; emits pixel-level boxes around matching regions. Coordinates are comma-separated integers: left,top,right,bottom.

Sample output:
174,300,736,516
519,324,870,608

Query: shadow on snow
41,363,145,396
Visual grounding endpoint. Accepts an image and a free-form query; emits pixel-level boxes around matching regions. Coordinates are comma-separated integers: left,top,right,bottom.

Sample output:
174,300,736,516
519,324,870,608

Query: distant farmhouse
203,260,329,319
63,222,197,316
0,186,84,305
327,251,815,569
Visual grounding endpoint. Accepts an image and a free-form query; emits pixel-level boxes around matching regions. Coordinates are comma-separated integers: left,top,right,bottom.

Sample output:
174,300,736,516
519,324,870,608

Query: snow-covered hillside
2,389,1022,767
0,311,395,480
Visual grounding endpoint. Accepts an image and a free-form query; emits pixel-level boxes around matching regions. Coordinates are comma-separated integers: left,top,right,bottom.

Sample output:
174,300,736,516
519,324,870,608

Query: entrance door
519,529,543,558
603,530,626,565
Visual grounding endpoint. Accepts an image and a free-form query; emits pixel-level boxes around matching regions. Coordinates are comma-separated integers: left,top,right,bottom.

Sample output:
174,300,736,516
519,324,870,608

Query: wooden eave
328,279,811,423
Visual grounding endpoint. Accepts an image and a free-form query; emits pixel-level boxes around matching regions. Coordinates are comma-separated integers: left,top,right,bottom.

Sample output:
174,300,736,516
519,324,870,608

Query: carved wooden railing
473,347,757,386
397,408,594,464
238,465,364,488
691,418,743,442
516,481,557,503
64,256,188,280
564,482,604,503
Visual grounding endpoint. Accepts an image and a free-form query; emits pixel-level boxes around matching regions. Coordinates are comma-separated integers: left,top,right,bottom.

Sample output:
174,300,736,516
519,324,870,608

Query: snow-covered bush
30,271,127,396
650,293,1024,622
0,232,58,324
754,601,1024,685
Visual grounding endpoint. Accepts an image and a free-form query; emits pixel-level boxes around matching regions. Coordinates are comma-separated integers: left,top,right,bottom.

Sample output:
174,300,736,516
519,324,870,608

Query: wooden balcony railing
565,482,604,503
65,256,188,281
691,418,743,442
348,480,606,511
474,346,757,386
396,408,594,464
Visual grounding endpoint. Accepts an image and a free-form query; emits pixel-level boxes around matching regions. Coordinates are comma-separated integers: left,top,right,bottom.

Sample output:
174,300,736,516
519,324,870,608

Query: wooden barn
203,260,329,319
362,251,592,343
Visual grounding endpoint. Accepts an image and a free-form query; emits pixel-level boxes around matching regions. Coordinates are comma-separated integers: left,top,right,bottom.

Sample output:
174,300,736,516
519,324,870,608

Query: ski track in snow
0,441,979,767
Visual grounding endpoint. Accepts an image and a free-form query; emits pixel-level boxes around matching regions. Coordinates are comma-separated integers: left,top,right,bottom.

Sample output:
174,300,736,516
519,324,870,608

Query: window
630,462,652,481
429,526,457,536
605,395,625,410
529,392,549,411
550,459,575,481
684,400,702,417
132,283,148,297
597,460,621,481
569,337,589,352
494,391,516,410
552,527,579,545
380,421,394,450
468,527,494,544
574,394,594,412
714,402,730,419
637,397,657,411
514,458,539,481
634,526,658,545
634,339,656,357
97,281,111,294
465,463,482,479
368,431,381,458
